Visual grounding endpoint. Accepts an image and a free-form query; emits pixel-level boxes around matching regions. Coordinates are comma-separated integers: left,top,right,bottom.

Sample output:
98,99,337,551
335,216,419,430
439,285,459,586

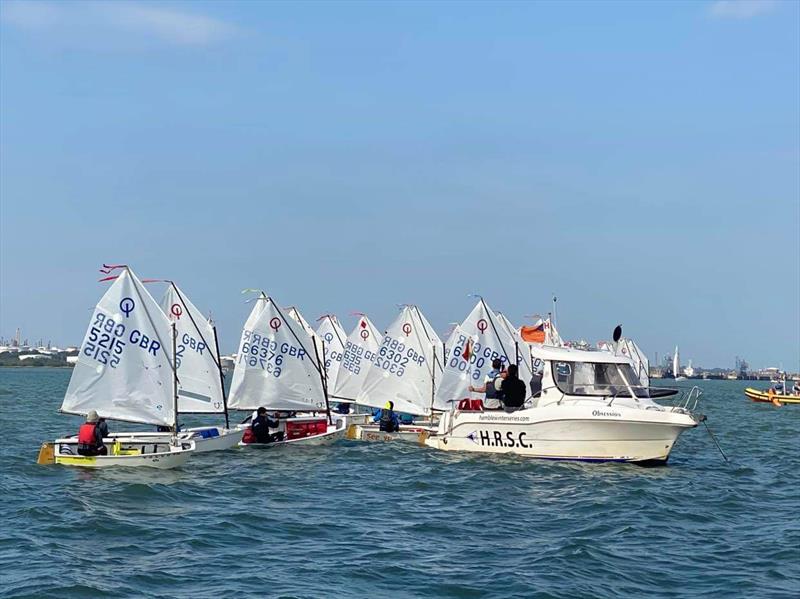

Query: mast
212,325,230,429
313,337,333,425
171,322,179,437
429,344,437,416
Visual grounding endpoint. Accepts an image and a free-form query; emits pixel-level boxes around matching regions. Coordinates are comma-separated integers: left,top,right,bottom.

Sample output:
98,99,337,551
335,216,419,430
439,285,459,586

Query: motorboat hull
424,405,698,464
745,388,800,404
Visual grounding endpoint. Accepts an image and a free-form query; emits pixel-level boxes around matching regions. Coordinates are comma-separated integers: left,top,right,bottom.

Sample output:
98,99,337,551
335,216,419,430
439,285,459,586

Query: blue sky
1,0,798,370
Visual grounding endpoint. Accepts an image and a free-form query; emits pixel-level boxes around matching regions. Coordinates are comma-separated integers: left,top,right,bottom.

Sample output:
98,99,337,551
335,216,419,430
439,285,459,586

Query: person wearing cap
469,358,506,409
373,401,400,433
77,410,109,456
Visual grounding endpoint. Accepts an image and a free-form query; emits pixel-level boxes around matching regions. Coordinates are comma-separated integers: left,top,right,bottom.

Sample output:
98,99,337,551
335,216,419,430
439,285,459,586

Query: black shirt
501,377,527,408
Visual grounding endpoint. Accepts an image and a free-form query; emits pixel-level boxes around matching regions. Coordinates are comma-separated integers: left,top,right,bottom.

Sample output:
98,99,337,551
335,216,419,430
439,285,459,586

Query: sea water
1,368,798,598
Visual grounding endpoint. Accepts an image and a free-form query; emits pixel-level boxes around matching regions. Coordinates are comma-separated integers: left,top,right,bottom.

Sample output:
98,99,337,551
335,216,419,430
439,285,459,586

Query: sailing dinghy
43,267,195,468
346,305,442,442
102,282,243,452
228,293,346,447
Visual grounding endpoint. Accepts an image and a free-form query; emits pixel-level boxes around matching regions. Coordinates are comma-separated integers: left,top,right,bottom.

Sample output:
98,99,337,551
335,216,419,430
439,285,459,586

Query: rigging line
480,297,514,366
412,305,442,375
272,301,323,376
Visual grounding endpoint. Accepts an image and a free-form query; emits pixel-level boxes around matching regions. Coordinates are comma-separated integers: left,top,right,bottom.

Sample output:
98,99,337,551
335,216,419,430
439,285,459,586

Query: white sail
62,268,175,427
160,283,225,413
495,312,518,339
545,317,563,346
228,295,326,411
315,314,347,393
358,305,438,416
673,346,680,377
287,306,320,343
433,325,477,410
436,299,533,409
618,338,650,388
332,315,383,402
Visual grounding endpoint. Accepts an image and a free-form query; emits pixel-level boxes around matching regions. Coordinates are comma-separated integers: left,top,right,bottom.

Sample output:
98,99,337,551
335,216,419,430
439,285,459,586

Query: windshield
552,361,647,397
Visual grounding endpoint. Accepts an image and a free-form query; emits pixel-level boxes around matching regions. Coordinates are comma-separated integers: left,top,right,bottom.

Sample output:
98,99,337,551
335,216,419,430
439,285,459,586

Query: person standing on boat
373,401,400,432
501,364,527,409
77,410,108,456
251,407,280,443
469,358,505,409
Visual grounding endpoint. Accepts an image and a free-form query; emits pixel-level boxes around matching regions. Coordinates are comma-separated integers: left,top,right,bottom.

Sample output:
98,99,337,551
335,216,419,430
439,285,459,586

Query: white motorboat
425,345,701,465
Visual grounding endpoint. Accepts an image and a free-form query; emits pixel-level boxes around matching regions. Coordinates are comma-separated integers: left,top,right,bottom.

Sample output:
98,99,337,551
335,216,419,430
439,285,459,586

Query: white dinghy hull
345,423,434,443
424,405,698,464
53,439,195,469
105,426,244,453
240,419,347,448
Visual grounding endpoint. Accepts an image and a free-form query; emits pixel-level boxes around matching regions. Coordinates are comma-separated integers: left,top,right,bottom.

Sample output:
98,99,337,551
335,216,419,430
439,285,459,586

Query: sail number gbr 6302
373,336,426,378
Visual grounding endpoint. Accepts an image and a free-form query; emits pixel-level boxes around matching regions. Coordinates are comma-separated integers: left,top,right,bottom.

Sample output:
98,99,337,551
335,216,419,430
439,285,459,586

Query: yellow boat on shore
744,388,800,405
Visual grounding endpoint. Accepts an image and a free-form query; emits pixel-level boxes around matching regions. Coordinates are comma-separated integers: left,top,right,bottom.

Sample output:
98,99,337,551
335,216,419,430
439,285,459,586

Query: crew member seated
374,401,400,433
77,410,109,456
469,358,506,410
251,407,281,443
501,364,527,410
334,402,351,415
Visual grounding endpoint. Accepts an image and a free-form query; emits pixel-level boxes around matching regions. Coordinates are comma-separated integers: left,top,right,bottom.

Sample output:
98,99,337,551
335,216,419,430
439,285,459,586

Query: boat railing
667,385,702,414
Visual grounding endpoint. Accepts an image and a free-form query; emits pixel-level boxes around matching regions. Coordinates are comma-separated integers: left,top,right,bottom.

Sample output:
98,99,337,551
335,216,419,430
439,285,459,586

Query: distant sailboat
674,346,686,381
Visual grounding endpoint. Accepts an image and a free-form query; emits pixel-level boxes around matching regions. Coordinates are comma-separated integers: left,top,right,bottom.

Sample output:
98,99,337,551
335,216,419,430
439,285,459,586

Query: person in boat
373,401,400,433
334,402,351,415
469,358,506,409
77,410,109,456
251,407,281,443
501,364,527,410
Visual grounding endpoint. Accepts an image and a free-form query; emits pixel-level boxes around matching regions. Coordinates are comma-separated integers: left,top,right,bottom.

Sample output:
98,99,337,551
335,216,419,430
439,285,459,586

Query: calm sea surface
0,368,798,598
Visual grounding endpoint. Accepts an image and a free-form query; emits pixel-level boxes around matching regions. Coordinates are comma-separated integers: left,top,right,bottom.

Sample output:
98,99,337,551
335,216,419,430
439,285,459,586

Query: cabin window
551,361,646,397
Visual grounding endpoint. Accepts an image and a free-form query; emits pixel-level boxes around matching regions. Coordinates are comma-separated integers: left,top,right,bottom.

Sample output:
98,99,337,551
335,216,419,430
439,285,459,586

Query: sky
1,0,798,370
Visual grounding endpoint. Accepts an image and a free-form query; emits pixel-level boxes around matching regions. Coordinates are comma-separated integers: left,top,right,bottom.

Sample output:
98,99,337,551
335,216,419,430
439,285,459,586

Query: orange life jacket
78,422,98,445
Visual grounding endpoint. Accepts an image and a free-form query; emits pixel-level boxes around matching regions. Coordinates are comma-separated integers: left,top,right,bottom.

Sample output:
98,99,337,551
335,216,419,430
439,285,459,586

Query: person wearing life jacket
469,358,506,409
251,407,280,443
77,410,108,456
501,364,527,410
373,401,400,433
